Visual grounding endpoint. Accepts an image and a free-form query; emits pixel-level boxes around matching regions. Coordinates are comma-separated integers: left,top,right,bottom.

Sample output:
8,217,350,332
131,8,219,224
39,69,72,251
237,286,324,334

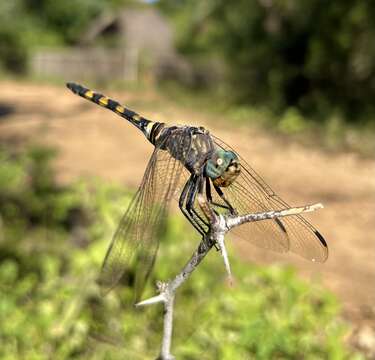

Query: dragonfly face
206,149,241,187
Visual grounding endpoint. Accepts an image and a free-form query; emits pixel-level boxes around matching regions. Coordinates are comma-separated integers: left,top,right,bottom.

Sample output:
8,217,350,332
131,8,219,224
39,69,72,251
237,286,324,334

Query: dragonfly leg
204,178,230,213
202,177,220,251
205,176,213,202
190,174,224,249
205,177,218,213
179,177,206,237
205,177,217,214
186,175,210,231
213,184,237,215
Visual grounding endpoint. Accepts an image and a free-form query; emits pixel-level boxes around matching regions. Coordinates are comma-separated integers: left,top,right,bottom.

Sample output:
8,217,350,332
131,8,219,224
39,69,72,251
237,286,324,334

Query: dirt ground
1,81,374,329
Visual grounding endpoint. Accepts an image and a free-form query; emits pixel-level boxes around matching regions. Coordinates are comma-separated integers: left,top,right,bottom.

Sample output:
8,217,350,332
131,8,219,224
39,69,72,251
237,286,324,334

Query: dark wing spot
275,218,288,233
314,230,328,247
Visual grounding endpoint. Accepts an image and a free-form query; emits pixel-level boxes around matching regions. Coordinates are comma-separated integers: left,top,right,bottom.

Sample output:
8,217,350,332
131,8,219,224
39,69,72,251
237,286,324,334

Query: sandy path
1,81,374,325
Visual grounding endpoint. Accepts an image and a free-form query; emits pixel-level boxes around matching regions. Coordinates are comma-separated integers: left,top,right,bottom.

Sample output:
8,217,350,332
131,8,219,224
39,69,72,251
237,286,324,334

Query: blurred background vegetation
0,0,374,359
0,146,363,359
1,0,375,154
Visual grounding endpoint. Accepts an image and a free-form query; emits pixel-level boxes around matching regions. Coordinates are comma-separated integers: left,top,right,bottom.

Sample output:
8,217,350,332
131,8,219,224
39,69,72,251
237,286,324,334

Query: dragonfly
67,83,328,301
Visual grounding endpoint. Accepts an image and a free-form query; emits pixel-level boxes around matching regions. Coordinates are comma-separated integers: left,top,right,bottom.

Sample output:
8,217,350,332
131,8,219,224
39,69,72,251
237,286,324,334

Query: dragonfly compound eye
206,150,241,187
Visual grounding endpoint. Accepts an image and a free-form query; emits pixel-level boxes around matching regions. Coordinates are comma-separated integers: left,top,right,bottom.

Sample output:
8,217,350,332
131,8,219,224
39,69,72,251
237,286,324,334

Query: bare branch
139,200,324,359
216,230,233,282
226,203,323,229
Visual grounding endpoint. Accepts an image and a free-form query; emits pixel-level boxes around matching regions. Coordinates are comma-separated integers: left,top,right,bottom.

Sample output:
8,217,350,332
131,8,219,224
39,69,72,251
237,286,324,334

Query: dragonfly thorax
205,149,240,187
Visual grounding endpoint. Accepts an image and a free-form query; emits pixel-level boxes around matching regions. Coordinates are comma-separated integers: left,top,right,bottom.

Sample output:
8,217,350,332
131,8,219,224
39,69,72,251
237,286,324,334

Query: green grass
0,146,365,359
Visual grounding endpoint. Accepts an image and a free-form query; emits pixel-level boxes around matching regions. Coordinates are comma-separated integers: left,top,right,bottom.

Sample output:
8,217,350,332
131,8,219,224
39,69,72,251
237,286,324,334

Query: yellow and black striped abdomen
66,82,162,143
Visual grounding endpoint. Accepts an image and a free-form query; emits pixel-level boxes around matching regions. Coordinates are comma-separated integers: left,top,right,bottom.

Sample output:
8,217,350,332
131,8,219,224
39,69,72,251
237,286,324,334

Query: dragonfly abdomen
66,82,163,145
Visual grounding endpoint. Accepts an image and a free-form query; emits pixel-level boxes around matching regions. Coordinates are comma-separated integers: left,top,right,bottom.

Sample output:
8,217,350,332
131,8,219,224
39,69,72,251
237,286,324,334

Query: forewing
99,138,187,299
212,136,328,262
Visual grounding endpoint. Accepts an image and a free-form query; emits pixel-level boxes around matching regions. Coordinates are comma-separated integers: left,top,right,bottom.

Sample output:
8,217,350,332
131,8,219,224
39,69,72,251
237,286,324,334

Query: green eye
206,149,240,181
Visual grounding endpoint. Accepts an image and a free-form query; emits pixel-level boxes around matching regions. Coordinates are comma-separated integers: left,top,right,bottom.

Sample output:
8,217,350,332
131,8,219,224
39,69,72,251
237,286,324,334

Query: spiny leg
205,177,230,213
179,176,206,236
186,175,209,232
213,184,237,215
205,176,213,203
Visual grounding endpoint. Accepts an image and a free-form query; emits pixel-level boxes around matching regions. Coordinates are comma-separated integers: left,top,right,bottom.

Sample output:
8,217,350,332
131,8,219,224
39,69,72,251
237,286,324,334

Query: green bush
0,26,28,74
0,146,363,359
163,0,375,123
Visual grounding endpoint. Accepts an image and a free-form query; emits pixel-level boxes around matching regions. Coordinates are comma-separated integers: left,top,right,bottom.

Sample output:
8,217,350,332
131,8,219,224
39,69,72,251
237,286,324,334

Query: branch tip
135,294,165,307
216,236,232,280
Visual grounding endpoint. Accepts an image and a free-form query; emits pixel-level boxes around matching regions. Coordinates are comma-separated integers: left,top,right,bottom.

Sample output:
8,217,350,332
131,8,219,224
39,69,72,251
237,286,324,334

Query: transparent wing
212,135,328,262
98,133,190,300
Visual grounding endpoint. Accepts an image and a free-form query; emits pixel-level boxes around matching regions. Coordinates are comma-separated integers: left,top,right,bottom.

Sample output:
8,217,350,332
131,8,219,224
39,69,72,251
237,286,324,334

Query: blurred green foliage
0,146,364,359
160,0,375,123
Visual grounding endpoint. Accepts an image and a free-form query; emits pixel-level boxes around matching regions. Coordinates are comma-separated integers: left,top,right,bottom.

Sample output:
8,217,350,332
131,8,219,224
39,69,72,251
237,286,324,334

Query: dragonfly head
206,149,240,187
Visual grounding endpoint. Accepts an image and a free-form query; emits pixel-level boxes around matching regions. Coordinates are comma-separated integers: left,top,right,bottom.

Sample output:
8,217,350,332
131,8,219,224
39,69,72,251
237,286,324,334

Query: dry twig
136,199,324,360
